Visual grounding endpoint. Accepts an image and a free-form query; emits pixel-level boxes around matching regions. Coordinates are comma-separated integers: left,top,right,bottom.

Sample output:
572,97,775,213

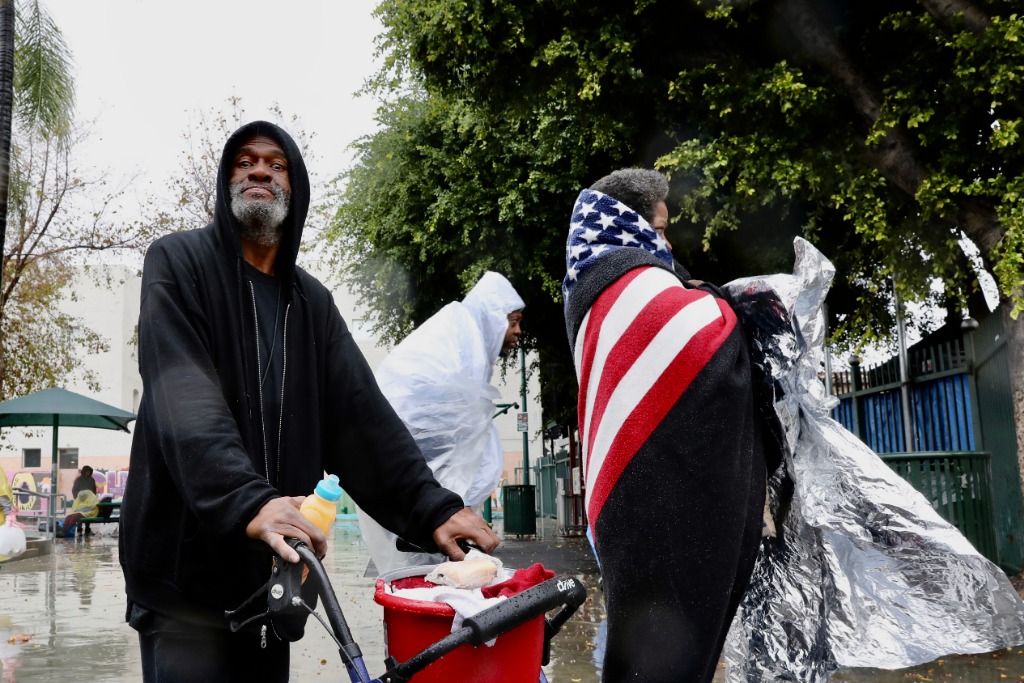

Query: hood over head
215,121,311,285
562,188,672,308
462,272,525,362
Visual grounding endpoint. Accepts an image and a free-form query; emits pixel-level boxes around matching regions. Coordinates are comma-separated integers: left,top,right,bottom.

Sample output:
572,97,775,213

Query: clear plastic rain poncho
358,272,525,574
721,237,1024,682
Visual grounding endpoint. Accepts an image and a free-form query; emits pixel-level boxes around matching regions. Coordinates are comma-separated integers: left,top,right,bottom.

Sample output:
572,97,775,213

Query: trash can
503,485,536,535
374,566,547,683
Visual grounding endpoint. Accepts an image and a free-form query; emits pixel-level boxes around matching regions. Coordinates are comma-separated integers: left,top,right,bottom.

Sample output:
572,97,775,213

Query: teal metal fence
880,451,997,562
518,451,570,519
970,313,1024,571
830,321,1022,572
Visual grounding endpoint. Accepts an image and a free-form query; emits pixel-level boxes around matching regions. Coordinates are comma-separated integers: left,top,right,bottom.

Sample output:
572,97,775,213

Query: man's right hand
245,496,327,563
431,507,500,561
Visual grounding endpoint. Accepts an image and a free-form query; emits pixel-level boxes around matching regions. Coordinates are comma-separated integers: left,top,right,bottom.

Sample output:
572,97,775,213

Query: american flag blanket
564,189,768,683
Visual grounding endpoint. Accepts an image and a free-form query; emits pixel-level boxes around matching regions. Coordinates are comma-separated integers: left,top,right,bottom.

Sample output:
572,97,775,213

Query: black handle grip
395,537,480,556
461,576,587,646
394,538,434,554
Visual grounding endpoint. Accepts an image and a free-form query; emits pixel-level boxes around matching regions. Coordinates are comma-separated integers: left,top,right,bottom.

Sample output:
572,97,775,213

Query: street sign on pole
517,412,528,432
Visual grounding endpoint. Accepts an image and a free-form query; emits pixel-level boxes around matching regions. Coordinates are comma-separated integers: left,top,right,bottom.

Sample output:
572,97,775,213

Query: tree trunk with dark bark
1001,306,1024,504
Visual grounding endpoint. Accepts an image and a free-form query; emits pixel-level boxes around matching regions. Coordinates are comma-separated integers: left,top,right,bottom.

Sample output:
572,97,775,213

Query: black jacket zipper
248,281,289,485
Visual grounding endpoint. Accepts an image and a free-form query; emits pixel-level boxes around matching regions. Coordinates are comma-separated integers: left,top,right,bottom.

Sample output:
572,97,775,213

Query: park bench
36,499,121,535
74,500,121,535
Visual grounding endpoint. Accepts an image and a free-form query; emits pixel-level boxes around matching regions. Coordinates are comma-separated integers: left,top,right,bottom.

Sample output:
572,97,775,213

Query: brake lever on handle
285,540,372,682
223,542,308,633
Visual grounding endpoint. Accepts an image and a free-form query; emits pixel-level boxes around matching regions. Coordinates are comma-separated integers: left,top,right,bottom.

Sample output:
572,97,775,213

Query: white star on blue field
562,189,672,302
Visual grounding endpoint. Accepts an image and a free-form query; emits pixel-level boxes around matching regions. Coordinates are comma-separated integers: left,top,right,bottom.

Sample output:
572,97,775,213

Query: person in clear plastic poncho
358,271,525,574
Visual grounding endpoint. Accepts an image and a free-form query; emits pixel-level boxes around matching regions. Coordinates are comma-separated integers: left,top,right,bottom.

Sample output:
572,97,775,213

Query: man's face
651,200,672,252
503,310,524,353
229,135,292,246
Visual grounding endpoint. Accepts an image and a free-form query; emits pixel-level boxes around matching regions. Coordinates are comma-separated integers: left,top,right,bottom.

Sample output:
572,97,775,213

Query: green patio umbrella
0,387,135,537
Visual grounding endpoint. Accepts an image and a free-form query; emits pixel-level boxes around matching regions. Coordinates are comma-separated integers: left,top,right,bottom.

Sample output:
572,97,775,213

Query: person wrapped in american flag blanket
563,169,774,683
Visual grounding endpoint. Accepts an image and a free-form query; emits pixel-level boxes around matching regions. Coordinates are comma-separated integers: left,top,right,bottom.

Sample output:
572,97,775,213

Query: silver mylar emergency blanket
722,237,1024,682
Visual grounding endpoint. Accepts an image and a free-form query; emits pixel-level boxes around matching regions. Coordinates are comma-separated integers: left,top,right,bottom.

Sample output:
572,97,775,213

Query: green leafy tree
328,88,614,423
330,0,1024,436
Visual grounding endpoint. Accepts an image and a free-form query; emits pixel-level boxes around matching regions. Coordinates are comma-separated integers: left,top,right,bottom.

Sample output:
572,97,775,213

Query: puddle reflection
0,532,141,683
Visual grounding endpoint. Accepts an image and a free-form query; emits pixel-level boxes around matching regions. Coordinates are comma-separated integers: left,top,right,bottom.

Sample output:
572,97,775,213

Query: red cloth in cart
482,564,553,598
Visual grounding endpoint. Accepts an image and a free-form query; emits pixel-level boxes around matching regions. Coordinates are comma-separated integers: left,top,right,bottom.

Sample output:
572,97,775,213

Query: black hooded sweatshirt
119,121,463,626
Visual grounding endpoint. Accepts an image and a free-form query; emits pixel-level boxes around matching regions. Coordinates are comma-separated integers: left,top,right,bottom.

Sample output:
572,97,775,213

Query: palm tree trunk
0,0,12,394
0,0,14,268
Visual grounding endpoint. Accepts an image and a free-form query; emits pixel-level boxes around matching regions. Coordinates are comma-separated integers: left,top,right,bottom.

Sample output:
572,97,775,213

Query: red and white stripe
574,266,737,538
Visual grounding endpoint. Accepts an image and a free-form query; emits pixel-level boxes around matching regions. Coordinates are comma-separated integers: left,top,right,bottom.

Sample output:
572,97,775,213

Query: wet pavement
0,518,605,683
1,518,1022,682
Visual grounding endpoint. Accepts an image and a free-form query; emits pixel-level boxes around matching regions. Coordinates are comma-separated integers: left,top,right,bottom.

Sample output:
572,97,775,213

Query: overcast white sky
48,0,384,194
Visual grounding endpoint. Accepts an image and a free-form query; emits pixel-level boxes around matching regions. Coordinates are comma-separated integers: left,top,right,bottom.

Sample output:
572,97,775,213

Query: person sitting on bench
72,466,100,534
63,489,99,538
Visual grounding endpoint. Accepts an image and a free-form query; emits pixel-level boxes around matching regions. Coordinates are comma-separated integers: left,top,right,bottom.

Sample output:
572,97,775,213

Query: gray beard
230,182,291,247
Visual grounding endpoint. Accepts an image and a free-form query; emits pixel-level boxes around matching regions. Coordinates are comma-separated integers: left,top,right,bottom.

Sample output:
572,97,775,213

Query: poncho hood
214,120,311,288
70,489,99,516
462,271,525,363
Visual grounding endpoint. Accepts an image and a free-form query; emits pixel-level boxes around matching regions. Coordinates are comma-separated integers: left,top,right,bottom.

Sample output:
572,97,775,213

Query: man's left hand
432,508,500,561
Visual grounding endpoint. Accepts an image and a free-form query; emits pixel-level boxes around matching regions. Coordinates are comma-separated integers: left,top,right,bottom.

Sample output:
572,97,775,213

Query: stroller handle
463,576,586,646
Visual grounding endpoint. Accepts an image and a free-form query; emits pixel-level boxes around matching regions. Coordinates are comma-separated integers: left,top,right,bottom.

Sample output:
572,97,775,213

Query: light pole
519,344,529,486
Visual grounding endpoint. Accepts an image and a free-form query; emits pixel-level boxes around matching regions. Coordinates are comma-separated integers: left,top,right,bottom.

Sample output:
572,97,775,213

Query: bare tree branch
916,0,990,36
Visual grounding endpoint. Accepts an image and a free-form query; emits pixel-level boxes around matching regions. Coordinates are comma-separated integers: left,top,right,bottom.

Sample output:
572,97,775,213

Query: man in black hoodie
120,121,499,682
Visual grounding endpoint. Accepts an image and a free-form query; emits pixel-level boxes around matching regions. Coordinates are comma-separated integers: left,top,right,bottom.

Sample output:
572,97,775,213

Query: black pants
131,605,290,682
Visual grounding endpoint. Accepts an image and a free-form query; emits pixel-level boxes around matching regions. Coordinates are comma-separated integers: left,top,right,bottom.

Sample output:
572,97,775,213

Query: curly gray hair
589,168,669,223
